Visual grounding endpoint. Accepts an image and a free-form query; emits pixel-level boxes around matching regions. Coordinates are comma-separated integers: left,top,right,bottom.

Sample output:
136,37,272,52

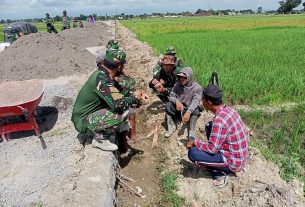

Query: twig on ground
119,173,135,183
117,176,145,198
130,129,155,144
152,125,160,148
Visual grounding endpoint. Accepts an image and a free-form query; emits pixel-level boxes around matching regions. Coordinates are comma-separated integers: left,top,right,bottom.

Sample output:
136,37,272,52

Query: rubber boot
164,115,175,138
188,115,198,141
117,130,129,154
129,114,136,141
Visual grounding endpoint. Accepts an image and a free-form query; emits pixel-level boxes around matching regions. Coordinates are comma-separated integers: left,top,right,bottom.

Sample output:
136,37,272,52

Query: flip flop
212,173,230,188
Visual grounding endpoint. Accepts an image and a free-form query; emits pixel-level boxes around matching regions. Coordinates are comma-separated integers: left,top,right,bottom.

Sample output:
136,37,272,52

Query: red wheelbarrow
0,79,45,141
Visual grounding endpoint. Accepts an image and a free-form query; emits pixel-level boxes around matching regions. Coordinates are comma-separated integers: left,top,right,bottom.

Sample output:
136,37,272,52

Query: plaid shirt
195,105,249,172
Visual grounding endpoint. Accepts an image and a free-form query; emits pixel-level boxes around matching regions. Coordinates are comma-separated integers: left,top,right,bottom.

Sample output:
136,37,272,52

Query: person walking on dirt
88,15,95,23
61,10,70,31
185,84,249,188
72,48,148,153
44,13,58,34
149,55,183,102
164,67,202,139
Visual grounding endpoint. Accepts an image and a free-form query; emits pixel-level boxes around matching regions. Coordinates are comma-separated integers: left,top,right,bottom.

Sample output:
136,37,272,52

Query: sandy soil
0,20,304,207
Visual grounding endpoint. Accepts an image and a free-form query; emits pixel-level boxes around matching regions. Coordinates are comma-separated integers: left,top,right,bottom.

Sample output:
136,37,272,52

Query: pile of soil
0,22,112,82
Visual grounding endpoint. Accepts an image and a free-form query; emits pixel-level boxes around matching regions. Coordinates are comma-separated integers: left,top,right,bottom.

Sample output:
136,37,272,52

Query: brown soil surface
0,22,110,82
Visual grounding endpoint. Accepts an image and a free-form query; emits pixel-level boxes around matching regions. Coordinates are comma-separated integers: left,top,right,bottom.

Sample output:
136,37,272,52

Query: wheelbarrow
0,79,45,142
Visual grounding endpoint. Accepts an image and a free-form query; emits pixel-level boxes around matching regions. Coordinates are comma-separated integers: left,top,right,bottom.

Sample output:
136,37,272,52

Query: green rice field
123,15,305,106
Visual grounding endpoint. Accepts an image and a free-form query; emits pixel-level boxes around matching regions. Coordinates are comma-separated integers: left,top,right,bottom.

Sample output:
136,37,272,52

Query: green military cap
107,39,119,50
165,46,177,55
105,48,126,63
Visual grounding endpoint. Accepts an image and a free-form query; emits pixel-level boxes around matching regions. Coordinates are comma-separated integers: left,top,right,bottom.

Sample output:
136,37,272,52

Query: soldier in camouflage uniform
61,10,70,31
72,18,83,28
164,46,183,68
45,13,58,34
149,54,183,102
106,39,119,50
101,40,139,141
72,48,147,151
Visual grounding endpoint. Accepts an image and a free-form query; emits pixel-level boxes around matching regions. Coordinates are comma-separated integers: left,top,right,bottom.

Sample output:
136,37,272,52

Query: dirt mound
0,22,111,82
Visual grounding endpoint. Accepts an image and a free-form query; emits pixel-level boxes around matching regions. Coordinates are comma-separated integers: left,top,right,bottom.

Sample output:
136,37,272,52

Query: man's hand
113,77,121,82
151,79,160,85
134,90,143,100
155,83,165,93
185,140,195,149
159,79,165,84
141,93,150,103
176,101,184,111
182,112,191,123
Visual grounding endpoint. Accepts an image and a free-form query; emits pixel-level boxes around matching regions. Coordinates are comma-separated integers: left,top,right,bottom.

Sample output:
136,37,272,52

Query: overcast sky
0,0,303,19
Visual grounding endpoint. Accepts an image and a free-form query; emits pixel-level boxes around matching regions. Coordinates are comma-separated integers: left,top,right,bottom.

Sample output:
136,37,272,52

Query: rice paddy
123,15,305,105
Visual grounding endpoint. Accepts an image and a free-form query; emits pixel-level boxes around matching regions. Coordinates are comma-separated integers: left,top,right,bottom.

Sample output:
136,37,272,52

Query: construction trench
0,21,304,207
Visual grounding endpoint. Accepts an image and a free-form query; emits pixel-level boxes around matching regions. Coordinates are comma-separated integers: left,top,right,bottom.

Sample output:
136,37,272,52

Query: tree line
1,0,304,24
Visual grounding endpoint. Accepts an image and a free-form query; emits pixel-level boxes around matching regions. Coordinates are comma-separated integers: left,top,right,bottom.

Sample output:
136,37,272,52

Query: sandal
212,173,230,188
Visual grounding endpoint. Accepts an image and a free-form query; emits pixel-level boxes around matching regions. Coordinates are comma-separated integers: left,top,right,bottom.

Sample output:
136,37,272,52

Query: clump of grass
242,107,305,195
159,170,185,207
30,201,44,207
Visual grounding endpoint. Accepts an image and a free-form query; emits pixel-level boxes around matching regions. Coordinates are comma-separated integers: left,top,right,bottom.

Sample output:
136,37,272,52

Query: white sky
0,0,303,19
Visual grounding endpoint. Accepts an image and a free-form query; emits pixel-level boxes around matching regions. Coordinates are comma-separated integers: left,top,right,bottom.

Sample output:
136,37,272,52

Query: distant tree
0,19,6,24
195,9,202,14
278,0,302,13
257,7,263,13
54,15,62,21
303,2,305,11
93,13,97,20
79,14,87,21
6,19,13,23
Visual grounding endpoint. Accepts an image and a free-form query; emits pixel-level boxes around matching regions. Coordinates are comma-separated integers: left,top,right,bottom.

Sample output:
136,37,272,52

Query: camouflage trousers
47,25,58,34
85,108,130,134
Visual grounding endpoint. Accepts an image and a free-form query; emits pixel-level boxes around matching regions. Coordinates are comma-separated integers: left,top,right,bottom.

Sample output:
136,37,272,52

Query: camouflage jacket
45,17,54,26
72,67,139,133
62,16,70,28
149,63,183,94
114,72,136,96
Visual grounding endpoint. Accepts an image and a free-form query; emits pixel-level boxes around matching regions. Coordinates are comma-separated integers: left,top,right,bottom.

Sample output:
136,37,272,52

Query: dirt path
115,23,163,206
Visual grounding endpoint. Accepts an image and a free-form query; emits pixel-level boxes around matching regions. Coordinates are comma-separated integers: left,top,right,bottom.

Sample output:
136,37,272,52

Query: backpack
208,71,219,86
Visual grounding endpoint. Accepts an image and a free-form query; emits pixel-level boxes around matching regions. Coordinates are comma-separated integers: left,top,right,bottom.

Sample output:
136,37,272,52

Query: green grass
0,22,62,42
159,171,185,207
122,15,305,105
240,104,305,194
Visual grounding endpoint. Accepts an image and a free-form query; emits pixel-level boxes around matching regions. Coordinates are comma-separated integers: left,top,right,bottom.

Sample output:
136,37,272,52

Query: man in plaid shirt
186,84,249,187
